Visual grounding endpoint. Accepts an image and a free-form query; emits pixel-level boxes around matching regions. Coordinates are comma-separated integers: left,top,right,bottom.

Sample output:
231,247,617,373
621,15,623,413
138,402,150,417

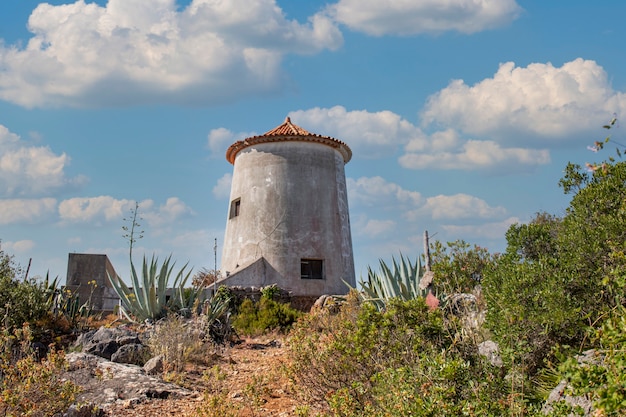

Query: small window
301,259,324,279
229,198,241,219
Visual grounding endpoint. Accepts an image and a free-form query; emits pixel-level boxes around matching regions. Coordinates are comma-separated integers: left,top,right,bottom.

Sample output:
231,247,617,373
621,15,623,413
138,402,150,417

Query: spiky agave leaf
355,253,428,310
108,254,195,322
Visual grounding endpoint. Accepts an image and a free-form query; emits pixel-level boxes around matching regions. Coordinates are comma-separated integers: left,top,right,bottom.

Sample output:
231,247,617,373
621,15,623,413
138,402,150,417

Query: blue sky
1,0,625,283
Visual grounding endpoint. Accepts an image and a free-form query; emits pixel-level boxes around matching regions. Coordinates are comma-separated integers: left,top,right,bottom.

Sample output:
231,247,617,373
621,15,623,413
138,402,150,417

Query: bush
232,297,301,336
147,314,217,373
287,294,530,416
0,325,80,416
0,250,49,332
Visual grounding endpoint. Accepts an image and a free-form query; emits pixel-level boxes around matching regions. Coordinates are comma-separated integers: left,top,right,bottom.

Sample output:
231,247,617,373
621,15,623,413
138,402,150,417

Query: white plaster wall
221,141,355,295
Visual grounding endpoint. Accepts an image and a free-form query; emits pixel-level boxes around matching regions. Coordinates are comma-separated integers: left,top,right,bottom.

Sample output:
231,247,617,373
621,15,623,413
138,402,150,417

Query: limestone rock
63,352,196,411
143,355,164,375
477,340,503,367
110,343,149,366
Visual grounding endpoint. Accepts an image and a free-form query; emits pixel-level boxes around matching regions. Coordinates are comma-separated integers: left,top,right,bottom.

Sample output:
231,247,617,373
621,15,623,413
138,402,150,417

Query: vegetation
353,253,432,310
2,121,626,415
0,325,80,416
430,240,498,295
232,293,301,336
108,254,202,322
288,293,528,416
109,203,205,321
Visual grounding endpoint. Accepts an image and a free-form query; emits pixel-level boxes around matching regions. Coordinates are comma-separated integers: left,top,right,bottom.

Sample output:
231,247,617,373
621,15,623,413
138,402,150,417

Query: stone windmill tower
218,117,355,296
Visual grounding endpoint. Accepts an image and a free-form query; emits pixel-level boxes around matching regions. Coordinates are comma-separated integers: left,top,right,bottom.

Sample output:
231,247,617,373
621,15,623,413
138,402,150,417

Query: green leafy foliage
232,296,301,336
481,121,626,412
430,240,499,294
0,325,80,416
0,249,52,333
288,295,538,416
557,303,626,416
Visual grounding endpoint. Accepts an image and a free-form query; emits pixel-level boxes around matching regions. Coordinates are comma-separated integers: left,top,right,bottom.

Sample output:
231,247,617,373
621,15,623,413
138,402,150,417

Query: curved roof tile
225,117,352,164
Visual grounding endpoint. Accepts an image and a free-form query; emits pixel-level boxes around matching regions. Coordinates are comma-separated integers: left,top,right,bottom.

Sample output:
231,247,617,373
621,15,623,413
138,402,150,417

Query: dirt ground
104,334,305,417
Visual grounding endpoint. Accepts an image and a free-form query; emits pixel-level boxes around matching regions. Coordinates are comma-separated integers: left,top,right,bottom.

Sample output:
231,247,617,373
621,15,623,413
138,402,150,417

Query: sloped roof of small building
225,117,352,164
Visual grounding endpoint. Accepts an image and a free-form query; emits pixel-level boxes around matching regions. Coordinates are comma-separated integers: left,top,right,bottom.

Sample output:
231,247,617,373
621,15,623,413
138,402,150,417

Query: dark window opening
301,259,324,280
229,198,241,219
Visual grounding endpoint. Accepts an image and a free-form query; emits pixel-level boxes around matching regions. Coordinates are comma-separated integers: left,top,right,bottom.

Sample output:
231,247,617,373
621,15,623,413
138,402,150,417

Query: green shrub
0,248,54,335
0,325,80,416
232,297,301,336
287,295,530,416
555,303,626,416
430,240,499,295
147,313,215,373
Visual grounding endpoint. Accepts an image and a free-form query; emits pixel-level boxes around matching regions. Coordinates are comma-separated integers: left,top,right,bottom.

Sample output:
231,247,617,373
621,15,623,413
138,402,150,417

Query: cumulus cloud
348,176,422,208
287,106,550,171
326,0,522,36
213,173,233,200
207,128,256,158
290,106,424,158
0,0,343,108
142,197,195,227
2,240,36,254
58,195,193,226
400,138,550,172
417,194,507,220
441,216,520,240
361,219,396,238
58,196,135,223
0,125,86,196
349,176,507,224
422,59,626,144
0,198,57,224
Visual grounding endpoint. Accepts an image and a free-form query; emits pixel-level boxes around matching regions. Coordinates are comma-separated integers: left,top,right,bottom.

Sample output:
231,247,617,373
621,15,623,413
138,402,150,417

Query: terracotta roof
225,117,352,164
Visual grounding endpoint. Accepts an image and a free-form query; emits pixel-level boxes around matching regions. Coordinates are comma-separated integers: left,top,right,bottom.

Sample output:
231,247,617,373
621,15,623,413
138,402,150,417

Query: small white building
217,117,355,296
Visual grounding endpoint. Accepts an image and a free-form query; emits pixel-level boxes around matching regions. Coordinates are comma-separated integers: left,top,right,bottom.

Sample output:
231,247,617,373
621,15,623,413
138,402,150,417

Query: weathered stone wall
221,140,355,296
65,253,120,314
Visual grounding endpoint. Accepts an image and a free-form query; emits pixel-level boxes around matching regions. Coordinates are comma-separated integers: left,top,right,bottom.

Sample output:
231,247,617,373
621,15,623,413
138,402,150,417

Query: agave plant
354,253,432,310
108,254,202,322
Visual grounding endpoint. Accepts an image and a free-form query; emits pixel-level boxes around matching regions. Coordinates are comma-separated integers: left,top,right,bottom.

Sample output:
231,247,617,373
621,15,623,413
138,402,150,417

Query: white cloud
2,240,35,254
0,198,57,224
58,196,193,226
290,106,424,158
213,173,233,200
441,216,520,240
59,196,135,223
0,0,342,108
348,176,422,207
400,138,550,172
288,106,550,172
142,197,195,227
327,0,522,36
422,59,626,144
0,125,86,196
361,219,396,238
207,128,256,158
349,176,507,224
418,194,507,220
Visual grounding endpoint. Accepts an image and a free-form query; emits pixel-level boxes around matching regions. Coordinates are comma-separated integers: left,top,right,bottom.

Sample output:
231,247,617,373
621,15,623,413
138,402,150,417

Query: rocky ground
65,334,302,417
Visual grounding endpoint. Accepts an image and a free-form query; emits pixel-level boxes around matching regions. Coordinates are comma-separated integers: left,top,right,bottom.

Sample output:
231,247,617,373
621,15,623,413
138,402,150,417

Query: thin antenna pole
213,238,217,295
